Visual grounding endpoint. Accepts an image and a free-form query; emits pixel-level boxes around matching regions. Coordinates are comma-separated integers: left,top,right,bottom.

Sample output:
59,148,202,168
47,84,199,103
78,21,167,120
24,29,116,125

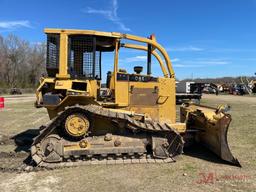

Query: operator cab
46,34,116,80
45,32,157,102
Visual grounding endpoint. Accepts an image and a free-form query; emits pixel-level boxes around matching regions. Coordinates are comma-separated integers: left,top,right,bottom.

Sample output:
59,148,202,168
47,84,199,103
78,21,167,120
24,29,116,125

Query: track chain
31,104,184,169
0,152,175,173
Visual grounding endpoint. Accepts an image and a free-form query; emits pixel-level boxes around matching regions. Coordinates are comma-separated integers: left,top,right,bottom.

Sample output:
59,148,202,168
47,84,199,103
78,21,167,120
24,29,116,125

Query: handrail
121,43,169,77
122,34,175,78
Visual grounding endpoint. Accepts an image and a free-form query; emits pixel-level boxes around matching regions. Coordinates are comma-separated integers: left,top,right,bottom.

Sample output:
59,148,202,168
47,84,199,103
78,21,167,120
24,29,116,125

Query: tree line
181,76,255,85
0,34,46,88
0,34,254,89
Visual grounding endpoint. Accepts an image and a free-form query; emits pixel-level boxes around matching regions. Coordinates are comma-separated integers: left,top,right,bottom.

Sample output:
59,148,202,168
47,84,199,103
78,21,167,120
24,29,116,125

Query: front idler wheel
64,113,90,139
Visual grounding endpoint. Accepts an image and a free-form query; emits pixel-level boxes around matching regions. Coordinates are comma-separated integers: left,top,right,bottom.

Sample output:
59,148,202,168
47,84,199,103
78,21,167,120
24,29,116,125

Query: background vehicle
176,82,202,104
10,88,22,95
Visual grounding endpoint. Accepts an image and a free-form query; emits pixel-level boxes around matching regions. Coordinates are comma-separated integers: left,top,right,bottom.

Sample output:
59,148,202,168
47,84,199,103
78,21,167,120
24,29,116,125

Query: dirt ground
0,94,255,192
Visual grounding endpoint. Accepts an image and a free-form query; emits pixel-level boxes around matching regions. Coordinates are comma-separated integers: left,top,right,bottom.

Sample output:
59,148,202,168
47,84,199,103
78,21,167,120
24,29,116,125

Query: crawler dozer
32,28,240,167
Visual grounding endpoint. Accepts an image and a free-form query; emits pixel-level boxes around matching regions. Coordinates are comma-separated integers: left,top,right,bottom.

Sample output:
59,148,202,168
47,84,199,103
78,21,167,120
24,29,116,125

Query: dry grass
0,94,255,192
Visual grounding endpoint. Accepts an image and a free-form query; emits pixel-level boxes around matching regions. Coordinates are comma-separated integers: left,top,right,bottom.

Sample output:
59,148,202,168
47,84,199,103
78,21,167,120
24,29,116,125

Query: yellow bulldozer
32,28,240,167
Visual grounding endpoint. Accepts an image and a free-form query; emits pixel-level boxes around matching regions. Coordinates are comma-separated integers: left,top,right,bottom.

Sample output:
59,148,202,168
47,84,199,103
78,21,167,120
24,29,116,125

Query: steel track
31,104,184,169
0,151,175,173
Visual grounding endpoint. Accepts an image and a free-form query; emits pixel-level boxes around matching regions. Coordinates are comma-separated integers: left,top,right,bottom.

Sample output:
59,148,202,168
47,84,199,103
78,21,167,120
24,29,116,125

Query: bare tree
0,34,46,88
27,43,46,87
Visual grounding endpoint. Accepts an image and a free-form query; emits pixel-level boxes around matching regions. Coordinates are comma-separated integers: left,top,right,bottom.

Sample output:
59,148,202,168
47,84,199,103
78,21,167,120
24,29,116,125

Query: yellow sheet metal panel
113,40,120,92
55,80,72,89
127,81,159,121
56,33,70,79
88,80,99,99
126,79,175,124
158,77,176,124
109,73,115,90
115,81,129,106
44,28,122,38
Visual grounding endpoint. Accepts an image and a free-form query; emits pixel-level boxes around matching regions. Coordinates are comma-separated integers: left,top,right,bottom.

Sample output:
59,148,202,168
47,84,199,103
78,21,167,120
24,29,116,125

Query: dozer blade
180,103,241,167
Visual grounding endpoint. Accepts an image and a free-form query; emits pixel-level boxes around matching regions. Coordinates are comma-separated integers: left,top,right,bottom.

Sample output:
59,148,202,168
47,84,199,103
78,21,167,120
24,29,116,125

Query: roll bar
44,28,175,78
121,43,169,77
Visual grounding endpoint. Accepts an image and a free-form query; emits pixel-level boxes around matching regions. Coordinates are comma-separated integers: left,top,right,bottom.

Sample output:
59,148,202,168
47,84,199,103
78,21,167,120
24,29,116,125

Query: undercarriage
31,105,184,168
